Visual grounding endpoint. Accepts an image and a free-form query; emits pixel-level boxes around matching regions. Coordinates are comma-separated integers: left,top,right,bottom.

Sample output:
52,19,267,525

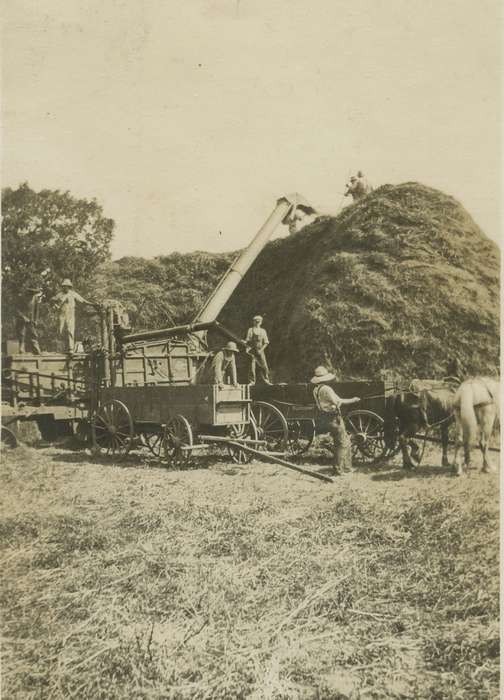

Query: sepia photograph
1,1,500,697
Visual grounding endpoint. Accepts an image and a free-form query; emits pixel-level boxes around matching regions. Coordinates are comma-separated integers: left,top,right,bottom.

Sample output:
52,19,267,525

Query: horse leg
463,440,472,472
440,423,450,467
452,413,465,477
399,424,417,470
480,409,495,473
399,434,413,469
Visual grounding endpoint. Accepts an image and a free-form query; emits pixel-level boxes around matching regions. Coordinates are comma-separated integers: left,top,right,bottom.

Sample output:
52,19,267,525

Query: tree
2,183,114,348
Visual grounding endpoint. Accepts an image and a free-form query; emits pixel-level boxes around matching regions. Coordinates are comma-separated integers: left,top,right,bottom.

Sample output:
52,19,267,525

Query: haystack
220,183,499,381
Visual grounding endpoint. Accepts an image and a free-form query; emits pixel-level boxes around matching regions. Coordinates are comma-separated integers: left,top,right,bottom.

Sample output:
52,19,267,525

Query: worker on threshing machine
55,278,97,353
195,341,239,388
311,365,361,475
245,315,272,385
16,285,43,354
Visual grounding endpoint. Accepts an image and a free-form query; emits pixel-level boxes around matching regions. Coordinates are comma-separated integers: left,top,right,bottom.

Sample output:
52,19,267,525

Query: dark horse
385,380,457,469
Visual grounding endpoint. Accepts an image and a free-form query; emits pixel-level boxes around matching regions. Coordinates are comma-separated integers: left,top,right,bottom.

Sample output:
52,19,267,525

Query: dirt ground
1,440,500,699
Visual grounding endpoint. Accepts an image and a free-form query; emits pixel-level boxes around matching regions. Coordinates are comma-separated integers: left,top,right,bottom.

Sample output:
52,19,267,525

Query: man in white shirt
311,365,360,475
245,315,271,385
55,279,96,352
357,170,373,195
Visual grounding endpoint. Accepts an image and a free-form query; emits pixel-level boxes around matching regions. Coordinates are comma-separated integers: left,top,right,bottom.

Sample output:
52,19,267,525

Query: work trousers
59,316,75,353
319,412,353,475
16,319,41,355
248,348,270,384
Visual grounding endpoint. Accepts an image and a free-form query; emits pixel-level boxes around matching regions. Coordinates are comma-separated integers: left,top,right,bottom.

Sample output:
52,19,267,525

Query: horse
452,377,500,476
385,379,457,470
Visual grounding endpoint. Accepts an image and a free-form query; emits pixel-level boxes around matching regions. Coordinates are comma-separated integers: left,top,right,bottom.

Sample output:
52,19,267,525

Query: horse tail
458,385,478,445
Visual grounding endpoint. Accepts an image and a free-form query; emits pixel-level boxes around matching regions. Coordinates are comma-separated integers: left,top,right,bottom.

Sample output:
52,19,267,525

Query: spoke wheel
163,415,193,468
143,431,164,457
344,410,386,464
226,419,258,464
1,426,18,449
288,419,315,456
91,400,134,456
251,401,289,454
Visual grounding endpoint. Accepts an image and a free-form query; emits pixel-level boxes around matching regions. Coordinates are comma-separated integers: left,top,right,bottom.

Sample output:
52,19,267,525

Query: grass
0,443,499,698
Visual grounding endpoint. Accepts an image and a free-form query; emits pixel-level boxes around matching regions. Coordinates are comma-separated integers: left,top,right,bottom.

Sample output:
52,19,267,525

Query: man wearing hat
16,285,43,354
311,366,360,475
55,279,96,353
357,170,373,195
245,315,271,385
209,341,239,388
344,175,366,202
193,341,240,387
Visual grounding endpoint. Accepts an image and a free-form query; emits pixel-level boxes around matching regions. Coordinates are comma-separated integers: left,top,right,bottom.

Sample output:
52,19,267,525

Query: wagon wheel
225,419,259,464
143,430,164,457
1,426,18,449
344,410,386,464
91,400,134,456
251,401,289,454
163,415,193,468
288,419,315,456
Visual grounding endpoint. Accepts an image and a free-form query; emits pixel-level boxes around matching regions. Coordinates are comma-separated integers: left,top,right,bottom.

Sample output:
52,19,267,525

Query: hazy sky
2,0,501,259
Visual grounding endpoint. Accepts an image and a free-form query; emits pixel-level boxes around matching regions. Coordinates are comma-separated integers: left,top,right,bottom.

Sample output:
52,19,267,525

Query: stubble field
0,441,500,699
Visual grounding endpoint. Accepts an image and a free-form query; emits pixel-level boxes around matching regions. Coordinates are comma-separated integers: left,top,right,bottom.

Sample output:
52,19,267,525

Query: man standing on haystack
344,176,365,202
357,170,373,195
311,366,360,475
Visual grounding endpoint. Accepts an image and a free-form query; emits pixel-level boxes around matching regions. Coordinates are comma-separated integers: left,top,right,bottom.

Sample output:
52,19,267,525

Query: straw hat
223,341,239,353
310,366,336,384
252,315,263,322
61,278,73,287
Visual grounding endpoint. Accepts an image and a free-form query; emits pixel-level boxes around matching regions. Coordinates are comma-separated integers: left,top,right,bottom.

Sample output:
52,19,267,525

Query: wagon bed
250,380,397,461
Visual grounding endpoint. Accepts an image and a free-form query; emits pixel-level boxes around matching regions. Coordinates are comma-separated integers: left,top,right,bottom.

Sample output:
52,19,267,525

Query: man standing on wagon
245,315,272,385
311,366,360,475
16,285,43,354
55,278,97,353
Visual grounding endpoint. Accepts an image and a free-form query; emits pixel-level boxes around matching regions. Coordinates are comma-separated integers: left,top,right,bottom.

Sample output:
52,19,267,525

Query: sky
2,0,501,259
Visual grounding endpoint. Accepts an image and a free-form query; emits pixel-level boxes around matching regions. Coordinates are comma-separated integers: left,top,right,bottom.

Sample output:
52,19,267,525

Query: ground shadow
48,446,260,474
371,464,456,481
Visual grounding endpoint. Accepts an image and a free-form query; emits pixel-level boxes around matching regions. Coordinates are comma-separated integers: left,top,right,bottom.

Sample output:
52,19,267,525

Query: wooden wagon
1,351,97,446
250,381,398,463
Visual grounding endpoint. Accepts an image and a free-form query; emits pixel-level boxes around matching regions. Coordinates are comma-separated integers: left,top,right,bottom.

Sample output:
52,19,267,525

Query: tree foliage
2,183,114,346
96,251,235,332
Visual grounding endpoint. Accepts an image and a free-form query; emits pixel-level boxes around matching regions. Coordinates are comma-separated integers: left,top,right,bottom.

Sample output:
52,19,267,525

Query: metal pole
194,195,312,326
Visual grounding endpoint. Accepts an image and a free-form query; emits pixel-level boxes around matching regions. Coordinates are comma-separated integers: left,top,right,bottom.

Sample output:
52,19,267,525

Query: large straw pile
220,183,499,381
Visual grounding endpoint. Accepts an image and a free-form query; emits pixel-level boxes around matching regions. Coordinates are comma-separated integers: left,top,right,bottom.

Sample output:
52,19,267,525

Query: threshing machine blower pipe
193,194,315,329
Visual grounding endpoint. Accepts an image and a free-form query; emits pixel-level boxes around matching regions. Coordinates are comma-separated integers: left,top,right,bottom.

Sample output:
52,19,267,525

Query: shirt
56,289,87,321
313,384,343,413
193,350,237,385
17,293,41,324
246,326,269,350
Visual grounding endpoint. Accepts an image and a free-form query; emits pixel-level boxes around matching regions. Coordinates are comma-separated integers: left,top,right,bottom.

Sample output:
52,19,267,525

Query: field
1,441,500,699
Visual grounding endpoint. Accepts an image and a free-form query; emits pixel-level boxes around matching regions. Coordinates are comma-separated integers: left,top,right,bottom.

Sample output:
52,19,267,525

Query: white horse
452,377,500,476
